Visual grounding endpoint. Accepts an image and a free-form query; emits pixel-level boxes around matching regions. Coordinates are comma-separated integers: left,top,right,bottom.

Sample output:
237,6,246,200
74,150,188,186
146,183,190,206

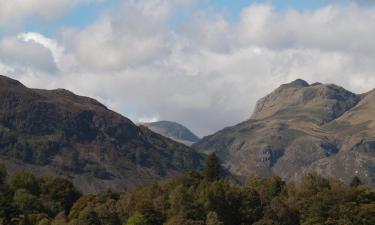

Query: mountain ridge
194,79,375,186
141,120,200,146
0,75,203,193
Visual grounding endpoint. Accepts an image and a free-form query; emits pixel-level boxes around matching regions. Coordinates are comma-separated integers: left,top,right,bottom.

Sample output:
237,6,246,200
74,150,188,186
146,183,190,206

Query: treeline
0,154,374,225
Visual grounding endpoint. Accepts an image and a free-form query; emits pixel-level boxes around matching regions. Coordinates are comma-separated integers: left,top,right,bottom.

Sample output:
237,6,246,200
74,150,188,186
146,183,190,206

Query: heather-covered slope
0,75,203,193
142,121,200,146
194,79,375,186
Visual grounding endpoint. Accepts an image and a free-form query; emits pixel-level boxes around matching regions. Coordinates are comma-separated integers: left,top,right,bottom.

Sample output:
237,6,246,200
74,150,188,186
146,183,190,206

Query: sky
0,0,375,137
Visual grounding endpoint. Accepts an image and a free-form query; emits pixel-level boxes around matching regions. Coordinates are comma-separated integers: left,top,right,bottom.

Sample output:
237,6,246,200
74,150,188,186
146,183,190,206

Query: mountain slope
194,79,375,186
0,75,203,193
142,121,200,146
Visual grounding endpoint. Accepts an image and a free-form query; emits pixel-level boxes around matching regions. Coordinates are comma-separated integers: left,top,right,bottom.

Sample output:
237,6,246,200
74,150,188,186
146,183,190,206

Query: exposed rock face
194,79,375,186
0,75,203,193
142,121,200,146
252,79,360,123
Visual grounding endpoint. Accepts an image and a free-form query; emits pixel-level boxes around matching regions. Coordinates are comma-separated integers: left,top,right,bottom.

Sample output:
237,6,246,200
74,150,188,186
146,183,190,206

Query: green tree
0,163,7,185
13,188,40,213
168,185,198,219
253,219,279,225
246,176,286,203
10,171,40,195
240,187,263,224
164,215,204,225
203,153,222,181
0,191,18,223
206,211,223,225
40,177,81,215
269,197,299,225
350,176,362,188
198,180,243,225
19,213,32,225
78,207,101,225
126,212,149,225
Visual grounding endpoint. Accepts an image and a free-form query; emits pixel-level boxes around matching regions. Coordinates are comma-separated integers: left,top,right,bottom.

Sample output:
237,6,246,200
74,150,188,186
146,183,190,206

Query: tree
206,211,223,225
37,218,51,225
40,177,81,215
126,211,149,225
350,176,362,188
240,188,263,224
298,173,330,198
10,171,40,195
78,207,101,225
164,215,204,225
168,185,197,219
198,180,243,225
19,213,32,225
52,212,68,225
203,153,222,181
0,163,7,185
13,189,40,213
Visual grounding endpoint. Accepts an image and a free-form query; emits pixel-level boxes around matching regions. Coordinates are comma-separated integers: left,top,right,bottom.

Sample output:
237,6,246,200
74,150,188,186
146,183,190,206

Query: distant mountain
0,75,203,193
142,121,200,146
194,79,375,187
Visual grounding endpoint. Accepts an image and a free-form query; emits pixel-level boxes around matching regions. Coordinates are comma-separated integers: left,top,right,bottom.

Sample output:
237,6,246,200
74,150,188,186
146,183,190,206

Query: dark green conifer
350,176,362,187
203,153,222,181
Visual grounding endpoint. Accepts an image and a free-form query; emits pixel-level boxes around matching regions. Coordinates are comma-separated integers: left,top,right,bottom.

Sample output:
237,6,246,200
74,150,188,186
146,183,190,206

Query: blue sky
24,0,119,36
22,0,354,37
206,0,336,15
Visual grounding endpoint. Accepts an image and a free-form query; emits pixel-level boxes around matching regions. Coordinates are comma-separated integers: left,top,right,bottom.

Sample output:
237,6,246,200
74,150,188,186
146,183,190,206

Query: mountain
194,79,375,186
0,75,203,193
141,121,200,146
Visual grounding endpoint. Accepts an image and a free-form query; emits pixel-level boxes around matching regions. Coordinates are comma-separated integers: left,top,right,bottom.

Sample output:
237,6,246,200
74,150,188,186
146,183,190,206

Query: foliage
350,176,362,188
202,153,222,181
0,165,81,225
0,162,373,225
206,211,223,225
125,212,148,225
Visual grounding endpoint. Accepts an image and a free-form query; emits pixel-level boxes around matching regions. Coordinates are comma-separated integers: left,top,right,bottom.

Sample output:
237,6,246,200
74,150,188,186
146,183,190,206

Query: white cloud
0,36,57,73
64,0,175,71
1,1,375,136
18,32,64,63
136,116,160,124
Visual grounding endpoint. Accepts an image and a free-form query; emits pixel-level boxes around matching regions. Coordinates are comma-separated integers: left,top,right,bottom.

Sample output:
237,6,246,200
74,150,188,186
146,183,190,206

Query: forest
0,154,374,225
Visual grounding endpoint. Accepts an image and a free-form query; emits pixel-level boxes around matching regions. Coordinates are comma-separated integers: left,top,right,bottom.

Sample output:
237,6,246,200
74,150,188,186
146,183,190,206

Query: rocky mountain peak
251,80,359,123
195,79,375,187
289,78,309,87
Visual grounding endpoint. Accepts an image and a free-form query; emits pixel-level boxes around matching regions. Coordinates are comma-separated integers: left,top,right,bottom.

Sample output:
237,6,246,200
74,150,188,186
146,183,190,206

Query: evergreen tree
0,163,7,185
350,176,362,187
203,153,222,181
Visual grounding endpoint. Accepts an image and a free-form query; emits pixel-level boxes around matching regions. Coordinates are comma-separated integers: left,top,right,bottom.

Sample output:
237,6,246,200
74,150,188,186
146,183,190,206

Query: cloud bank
1,1,375,136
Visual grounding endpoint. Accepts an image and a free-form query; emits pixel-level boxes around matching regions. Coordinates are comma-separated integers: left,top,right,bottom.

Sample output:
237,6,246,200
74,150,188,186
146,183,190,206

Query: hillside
194,79,375,186
0,75,203,193
141,121,200,146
